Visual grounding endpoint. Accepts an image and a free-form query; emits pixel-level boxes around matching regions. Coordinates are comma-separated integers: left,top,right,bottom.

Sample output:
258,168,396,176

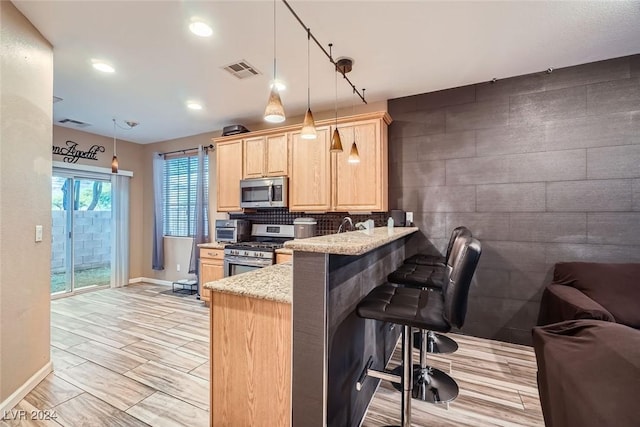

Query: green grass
51,266,111,294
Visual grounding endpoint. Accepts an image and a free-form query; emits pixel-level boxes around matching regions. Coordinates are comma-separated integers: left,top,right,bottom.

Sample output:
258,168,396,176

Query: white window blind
163,155,209,237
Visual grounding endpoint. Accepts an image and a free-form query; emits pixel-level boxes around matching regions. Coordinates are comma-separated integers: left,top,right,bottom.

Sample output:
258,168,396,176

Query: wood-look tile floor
4,283,543,427
362,335,544,426
3,284,209,427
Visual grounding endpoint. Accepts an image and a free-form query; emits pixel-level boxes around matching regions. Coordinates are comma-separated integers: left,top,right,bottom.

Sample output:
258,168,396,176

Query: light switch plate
35,225,43,242
405,212,414,224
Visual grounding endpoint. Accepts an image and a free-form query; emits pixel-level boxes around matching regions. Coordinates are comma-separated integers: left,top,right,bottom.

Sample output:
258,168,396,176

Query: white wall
0,0,53,408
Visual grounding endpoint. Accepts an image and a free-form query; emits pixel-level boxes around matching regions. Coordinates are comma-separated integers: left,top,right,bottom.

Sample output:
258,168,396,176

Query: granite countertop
275,247,293,255
283,226,419,256
204,262,292,304
198,242,227,250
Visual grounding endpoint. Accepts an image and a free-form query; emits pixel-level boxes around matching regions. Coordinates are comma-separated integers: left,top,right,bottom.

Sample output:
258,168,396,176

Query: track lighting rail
281,0,367,104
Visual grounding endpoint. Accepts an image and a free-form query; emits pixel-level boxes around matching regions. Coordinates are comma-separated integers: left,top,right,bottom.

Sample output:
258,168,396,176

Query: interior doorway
51,174,112,295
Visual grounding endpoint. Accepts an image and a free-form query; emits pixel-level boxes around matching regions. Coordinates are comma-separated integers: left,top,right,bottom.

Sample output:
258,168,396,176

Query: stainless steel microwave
240,177,288,208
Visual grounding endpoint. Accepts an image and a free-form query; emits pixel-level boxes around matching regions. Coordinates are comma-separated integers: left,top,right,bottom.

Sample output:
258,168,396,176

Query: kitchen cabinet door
243,136,265,179
199,248,225,303
332,119,388,212
276,253,292,264
216,140,243,211
265,134,289,177
289,127,331,212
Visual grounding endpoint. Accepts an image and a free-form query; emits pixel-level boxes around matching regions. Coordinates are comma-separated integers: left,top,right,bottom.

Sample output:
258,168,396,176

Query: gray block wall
388,54,640,345
51,210,111,272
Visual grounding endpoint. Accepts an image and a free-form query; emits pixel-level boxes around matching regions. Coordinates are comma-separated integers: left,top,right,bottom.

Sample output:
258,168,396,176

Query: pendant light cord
273,0,277,81
307,29,311,110
280,0,366,104
112,118,117,156
330,43,337,126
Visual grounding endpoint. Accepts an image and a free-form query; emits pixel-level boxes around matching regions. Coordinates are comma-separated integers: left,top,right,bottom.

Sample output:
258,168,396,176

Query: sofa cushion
538,284,615,326
553,262,640,328
533,319,640,427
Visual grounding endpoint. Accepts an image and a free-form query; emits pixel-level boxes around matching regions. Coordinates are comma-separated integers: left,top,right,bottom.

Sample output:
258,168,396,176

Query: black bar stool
403,225,470,268
356,237,481,425
387,226,472,396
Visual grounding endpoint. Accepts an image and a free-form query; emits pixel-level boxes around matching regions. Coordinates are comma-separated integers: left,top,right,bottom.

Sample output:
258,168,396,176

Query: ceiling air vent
222,60,261,79
58,118,91,128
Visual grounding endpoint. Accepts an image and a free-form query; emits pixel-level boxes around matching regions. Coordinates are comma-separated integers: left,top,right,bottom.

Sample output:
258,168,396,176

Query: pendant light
264,0,285,123
329,45,343,152
300,28,317,139
111,118,119,173
347,89,360,164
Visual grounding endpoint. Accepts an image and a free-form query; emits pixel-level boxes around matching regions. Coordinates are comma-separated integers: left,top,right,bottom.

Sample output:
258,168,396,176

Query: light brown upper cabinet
213,111,391,213
289,127,332,212
243,134,289,179
290,112,391,212
332,118,388,212
216,139,243,212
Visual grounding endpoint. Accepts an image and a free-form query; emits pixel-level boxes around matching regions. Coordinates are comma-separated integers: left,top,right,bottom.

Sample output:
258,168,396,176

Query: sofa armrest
537,284,616,326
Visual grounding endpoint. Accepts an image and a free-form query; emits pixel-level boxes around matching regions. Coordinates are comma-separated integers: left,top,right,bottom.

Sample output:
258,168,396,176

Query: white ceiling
13,1,640,144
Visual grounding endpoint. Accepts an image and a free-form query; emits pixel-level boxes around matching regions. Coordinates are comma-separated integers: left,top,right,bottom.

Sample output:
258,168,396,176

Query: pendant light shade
329,44,343,153
330,128,343,152
348,142,360,163
347,87,360,164
111,118,119,173
300,29,317,139
301,109,317,139
264,87,286,123
264,0,285,123
111,155,119,173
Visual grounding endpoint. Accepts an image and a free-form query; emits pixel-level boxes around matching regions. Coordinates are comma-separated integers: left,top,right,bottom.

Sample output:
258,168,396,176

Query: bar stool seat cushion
387,264,446,289
356,284,449,332
404,253,445,267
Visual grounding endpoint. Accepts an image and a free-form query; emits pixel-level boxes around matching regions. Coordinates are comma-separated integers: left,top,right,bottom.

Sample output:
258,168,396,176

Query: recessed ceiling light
91,60,115,73
187,102,203,110
189,20,213,37
270,80,286,91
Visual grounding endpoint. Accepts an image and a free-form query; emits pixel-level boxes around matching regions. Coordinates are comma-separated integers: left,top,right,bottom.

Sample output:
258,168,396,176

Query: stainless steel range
223,224,294,277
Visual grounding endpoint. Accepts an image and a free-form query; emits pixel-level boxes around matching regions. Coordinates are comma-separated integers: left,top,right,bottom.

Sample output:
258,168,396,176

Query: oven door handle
224,255,273,268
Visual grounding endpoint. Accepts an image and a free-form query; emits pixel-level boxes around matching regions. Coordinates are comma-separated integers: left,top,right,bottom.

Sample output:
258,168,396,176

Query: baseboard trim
0,361,52,414
128,277,172,286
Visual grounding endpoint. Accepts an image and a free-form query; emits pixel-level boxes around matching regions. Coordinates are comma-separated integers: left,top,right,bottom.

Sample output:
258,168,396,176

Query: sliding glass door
51,174,112,294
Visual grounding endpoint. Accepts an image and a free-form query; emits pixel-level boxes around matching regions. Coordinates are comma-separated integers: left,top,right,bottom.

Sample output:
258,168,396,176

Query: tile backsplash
229,208,391,235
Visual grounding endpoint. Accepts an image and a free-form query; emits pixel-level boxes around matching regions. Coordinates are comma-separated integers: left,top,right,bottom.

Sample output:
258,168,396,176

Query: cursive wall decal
52,140,105,163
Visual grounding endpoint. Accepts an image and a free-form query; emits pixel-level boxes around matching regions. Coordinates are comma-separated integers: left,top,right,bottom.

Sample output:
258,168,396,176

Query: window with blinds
163,155,209,237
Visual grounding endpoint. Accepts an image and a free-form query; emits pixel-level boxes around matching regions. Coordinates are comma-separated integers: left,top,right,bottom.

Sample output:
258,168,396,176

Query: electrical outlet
176,264,181,272
406,212,414,224
35,225,43,242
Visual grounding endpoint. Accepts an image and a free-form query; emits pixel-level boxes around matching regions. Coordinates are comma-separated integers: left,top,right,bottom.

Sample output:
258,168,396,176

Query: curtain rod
158,144,214,157
280,0,367,104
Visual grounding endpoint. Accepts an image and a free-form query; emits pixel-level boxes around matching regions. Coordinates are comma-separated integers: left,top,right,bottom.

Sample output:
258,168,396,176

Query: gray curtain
110,174,130,287
152,152,165,270
189,145,208,274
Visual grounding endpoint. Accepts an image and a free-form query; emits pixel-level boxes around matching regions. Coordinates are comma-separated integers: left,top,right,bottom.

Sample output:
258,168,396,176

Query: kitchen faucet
337,216,354,233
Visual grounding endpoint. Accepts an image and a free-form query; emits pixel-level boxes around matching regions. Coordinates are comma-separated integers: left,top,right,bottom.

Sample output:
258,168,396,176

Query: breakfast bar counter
203,262,292,303
203,227,419,427
289,226,419,427
284,226,418,255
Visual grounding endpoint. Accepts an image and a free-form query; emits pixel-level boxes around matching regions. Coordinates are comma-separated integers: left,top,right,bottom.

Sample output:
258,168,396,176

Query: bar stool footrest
390,364,459,403
414,331,459,354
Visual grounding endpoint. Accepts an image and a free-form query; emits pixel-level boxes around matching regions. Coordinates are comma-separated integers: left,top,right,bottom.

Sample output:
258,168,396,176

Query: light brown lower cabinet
199,248,224,303
276,253,293,264
210,292,291,427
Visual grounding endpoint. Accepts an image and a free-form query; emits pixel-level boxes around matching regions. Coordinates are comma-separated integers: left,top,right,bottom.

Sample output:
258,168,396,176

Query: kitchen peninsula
203,226,419,426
